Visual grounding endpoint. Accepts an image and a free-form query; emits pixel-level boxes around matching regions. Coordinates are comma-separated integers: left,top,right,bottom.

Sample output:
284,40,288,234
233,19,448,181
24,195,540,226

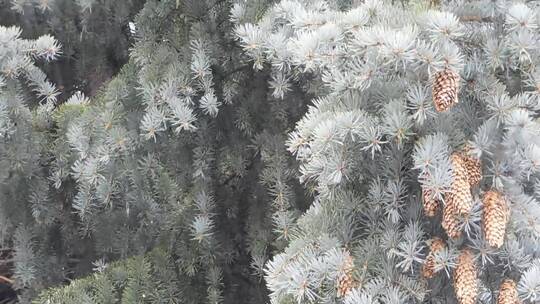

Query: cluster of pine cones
423,243,519,304
421,148,509,245
421,150,514,304
428,69,510,245
419,70,517,304
336,70,519,303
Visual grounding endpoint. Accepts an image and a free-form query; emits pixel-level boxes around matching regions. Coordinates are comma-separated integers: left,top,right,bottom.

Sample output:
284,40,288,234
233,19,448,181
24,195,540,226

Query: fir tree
235,0,540,303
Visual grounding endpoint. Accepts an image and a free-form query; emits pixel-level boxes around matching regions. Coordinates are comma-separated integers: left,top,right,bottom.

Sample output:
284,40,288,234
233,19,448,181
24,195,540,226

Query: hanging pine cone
336,252,356,298
482,190,509,248
450,153,473,215
442,195,462,239
432,68,460,112
422,187,440,217
422,237,445,278
462,155,482,187
459,145,482,187
497,279,520,304
454,249,478,304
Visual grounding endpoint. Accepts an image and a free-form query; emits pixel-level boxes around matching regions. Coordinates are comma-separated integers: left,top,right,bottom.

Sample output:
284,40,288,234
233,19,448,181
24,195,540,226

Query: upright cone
482,190,509,248
454,249,478,304
432,68,460,112
497,279,520,304
422,237,445,278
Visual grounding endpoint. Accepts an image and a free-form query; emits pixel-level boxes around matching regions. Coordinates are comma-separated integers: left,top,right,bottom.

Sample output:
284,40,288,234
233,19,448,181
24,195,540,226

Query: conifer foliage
235,0,540,303
0,0,540,304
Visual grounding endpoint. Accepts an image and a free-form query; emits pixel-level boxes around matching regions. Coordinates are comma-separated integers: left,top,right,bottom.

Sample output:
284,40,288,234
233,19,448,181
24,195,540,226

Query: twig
0,275,14,285
459,16,494,23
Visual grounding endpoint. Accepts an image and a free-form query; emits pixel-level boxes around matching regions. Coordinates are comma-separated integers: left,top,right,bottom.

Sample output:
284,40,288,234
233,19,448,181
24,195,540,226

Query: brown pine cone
454,249,478,304
459,145,482,187
336,252,356,298
432,68,460,112
442,195,462,239
422,237,446,278
450,153,473,215
497,279,520,304
482,190,509,248
463,155,482,187
422,187,440,217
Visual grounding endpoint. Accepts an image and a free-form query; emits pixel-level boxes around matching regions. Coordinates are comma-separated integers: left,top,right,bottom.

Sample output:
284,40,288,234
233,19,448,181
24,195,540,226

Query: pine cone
432,68,460,112
454,249,478,304
337,252,355,298
422,187,440,217
459,145,482,187
422,237,445,278
442,195,462,239
497,279,520,304
463,155,482,187
450,153,473,215
482,190,509,248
